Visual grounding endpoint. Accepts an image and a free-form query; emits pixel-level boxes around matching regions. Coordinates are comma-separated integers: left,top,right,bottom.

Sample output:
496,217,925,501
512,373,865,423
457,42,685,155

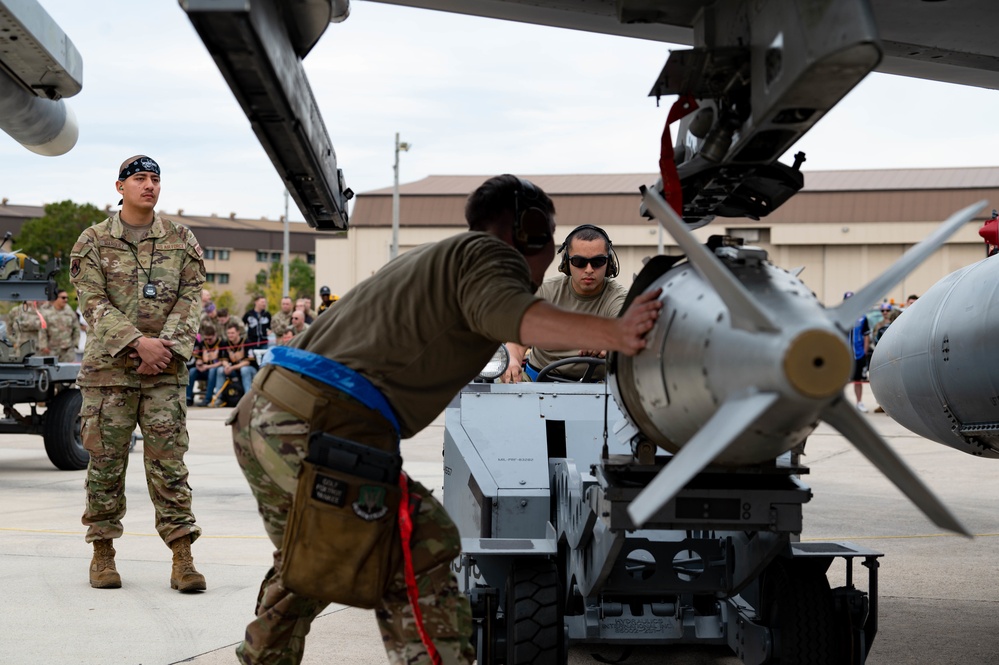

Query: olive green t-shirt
291,232,541,438
528,274,629,380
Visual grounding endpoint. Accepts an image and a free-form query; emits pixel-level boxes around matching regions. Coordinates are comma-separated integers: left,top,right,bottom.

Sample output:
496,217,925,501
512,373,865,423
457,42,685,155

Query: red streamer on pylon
659,94,699,218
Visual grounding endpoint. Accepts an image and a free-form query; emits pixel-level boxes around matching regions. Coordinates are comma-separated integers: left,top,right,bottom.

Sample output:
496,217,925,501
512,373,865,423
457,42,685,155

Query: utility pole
282,189,290,297
391,132,411,260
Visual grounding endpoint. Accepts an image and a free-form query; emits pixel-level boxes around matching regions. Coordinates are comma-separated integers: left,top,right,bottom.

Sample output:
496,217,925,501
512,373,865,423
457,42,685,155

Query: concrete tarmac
1,384,997,664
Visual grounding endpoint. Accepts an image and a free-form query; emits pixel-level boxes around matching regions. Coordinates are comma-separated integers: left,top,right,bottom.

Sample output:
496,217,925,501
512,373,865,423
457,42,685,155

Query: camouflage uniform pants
54,347,76,363
81,384,200,545
230,390,474,665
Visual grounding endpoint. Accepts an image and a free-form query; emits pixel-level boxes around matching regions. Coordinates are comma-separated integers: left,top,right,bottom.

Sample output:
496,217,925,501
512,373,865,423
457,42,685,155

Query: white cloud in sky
1,1,997,224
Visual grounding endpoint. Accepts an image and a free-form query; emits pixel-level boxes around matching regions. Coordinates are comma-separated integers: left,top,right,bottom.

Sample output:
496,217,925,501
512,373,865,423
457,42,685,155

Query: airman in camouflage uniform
217,307,246,338
270,297,294,337
231,390,471,665
8,301,46,357
39,290,81,362
70,155,207,593
227,175,662,665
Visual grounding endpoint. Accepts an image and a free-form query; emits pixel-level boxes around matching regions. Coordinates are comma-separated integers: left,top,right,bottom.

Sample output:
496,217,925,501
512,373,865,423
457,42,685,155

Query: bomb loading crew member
229,174,662,665
504,224,628,382
70,155,207,593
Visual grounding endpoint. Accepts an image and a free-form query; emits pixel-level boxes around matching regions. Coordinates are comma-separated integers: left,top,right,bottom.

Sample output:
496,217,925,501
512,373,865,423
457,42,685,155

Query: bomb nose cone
783,329,852,399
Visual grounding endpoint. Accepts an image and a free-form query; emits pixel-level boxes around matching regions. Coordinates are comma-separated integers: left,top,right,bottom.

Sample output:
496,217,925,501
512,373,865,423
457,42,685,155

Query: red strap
33,302,47,329
398,471,442,665
979,217,999,246
659,94,699,217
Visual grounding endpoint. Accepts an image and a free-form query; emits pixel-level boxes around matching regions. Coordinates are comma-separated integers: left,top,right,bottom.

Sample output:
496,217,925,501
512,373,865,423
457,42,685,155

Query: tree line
8,200,314,314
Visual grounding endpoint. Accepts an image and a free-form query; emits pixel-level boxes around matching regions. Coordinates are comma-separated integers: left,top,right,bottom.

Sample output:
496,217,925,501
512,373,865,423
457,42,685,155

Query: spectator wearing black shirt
242,296,271,351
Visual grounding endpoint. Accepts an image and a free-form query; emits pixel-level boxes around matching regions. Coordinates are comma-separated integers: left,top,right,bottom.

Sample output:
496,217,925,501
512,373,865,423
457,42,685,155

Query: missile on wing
869,255,999,458
0,0,82,155
609,187,986,534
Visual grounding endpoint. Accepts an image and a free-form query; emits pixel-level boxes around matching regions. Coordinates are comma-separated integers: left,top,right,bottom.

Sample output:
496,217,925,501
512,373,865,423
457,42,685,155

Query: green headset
557,224,619,278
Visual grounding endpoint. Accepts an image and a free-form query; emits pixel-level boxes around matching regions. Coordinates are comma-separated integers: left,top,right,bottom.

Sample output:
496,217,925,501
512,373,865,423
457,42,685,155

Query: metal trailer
443,381,882,665
0,260,86,471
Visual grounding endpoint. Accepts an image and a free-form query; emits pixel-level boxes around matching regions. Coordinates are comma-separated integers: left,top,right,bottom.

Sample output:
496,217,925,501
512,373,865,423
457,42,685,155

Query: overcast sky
2,0,998,224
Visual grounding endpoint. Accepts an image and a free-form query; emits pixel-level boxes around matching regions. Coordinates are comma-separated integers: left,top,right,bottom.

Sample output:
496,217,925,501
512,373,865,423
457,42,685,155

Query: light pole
282,188,290,297
391,132,411,260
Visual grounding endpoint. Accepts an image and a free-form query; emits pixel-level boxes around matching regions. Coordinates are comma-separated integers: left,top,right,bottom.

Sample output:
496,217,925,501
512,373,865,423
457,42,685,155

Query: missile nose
783,329,852,399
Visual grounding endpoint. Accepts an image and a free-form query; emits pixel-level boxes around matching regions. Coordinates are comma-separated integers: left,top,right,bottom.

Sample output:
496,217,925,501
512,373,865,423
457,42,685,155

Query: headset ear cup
557,241,570,275
608,249,619,278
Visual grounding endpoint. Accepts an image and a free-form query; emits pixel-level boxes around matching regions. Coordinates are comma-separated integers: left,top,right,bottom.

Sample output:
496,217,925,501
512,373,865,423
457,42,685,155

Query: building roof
801,167,999,191
360,167,999,197
0,203,335,252
350,167,999,229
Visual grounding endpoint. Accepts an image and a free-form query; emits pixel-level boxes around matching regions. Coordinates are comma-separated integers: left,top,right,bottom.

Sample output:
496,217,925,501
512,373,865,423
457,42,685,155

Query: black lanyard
127,238,158,298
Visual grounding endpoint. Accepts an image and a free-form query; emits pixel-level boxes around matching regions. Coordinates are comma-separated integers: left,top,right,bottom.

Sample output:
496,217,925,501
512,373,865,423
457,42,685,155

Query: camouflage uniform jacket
217,315,245,338
9,303,45,353
39,304,81,354
70,212,206,387
270,310,293,337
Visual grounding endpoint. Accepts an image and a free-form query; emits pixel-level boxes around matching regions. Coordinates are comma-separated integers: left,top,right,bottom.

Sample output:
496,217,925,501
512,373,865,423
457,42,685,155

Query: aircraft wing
370,0,999,90
0,0,81,155
174,0,998,228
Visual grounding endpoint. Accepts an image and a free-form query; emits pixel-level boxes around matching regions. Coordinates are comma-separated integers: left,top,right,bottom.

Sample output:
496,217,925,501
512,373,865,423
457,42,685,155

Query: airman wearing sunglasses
504,224,628,382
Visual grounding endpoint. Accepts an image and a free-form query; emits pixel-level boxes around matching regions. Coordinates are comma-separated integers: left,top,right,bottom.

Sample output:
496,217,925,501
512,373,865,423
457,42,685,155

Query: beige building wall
311,169,999,307
199,244,314,312
317,216,989,308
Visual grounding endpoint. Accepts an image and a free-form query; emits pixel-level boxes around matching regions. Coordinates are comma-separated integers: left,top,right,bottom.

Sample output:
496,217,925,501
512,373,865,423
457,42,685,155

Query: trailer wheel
761,558,840,664
505,559,565,665
43,388,87,470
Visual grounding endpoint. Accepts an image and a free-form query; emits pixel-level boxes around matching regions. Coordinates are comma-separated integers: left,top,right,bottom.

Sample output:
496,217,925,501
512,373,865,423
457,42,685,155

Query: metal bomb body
870,254,999,458
613,245,848,467
609,188,981,534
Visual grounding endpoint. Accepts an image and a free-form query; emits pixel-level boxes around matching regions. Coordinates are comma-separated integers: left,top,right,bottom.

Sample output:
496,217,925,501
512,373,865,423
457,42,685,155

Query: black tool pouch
281,432,403,608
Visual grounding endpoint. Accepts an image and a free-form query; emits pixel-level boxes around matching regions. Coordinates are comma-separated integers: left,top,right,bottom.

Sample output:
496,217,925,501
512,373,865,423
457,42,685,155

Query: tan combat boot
90,539,122,589
169,535,207,592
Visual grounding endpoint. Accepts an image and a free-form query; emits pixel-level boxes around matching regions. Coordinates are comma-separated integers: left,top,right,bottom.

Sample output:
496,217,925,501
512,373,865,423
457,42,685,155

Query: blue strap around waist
524,362,540,382
262,346,400,435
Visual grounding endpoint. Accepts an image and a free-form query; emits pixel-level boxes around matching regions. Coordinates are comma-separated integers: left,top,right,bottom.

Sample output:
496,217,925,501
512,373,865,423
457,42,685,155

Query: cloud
2,1,997,225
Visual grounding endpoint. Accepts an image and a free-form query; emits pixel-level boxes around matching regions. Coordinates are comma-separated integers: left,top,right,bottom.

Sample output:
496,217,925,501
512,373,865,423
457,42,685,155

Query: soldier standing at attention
70,155,207,592
40,289,81,362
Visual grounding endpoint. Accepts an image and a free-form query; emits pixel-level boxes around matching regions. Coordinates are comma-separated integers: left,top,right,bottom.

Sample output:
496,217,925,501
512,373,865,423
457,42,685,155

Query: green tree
15,200,105,301
212,289,236,314
245,258,314,308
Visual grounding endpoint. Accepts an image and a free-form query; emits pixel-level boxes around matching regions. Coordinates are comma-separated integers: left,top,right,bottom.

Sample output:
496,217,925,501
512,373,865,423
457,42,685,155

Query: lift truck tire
43,388,86,470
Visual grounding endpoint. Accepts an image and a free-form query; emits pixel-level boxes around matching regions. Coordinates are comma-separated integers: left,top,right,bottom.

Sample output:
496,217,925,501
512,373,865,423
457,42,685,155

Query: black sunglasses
568,254,609,269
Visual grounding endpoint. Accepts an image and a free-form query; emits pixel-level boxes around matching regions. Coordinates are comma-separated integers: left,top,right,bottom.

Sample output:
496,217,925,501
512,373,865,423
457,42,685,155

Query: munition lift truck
443,357,882,665
0,250,85,470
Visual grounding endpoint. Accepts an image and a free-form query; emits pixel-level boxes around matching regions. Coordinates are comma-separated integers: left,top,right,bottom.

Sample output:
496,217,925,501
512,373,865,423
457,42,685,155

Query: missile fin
821,398,970,536
828,200,987,331
627,391,779,527
640,186,780,333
